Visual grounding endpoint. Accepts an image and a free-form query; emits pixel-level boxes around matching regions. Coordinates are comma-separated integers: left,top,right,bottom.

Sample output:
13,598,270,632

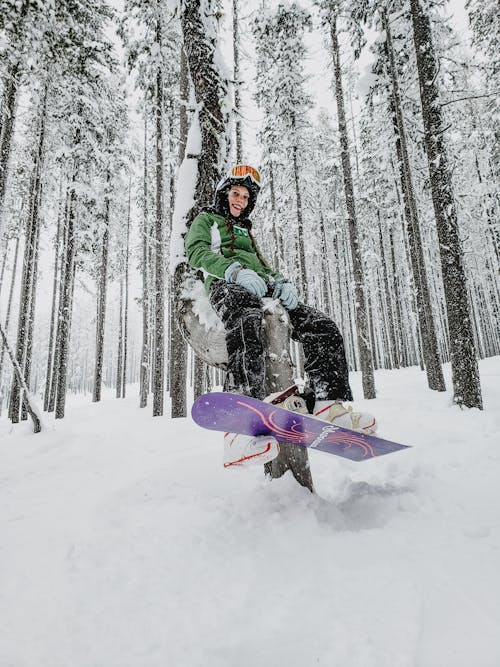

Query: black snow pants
209,280,353,402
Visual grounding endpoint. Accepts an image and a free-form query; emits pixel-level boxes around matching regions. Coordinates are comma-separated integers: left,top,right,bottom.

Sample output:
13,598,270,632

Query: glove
273,280,299,310
224,262,267,298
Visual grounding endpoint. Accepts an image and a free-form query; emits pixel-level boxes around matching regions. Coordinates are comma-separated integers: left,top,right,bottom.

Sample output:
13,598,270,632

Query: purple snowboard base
192,392,410,462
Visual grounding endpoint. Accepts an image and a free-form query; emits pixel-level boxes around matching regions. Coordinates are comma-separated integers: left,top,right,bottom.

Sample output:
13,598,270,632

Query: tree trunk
48,190,70,412
0,321,41,432
292,121,308,302
193,354,205,400
116,277,124,398
328,10,375,399
0,235,20,407
0,61,20,234
232,0,243,161
55,179,77,419
140,110,150,408
410,0,482,408
92,173,110,403
319,211,333,316
153,29,165,417
21,221,40,420
169,46,189,418
383,10,445,391
0,237,9,295
44,178,64,411
9,87,47,422
122,186,130,398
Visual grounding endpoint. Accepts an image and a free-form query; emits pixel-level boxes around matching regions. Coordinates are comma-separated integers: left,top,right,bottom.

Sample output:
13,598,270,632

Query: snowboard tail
192,392,410,462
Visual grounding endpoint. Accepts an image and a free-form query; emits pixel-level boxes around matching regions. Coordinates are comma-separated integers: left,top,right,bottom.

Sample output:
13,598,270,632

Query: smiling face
227,185,250,217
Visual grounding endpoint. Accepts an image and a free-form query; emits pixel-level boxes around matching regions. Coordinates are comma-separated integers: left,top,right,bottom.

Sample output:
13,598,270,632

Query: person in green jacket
185,164,376,467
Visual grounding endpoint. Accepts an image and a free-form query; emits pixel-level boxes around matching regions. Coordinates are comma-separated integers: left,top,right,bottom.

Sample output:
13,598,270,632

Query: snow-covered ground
1,358,499,667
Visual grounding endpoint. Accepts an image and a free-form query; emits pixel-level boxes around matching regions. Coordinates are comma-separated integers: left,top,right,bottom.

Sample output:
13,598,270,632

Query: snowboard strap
268,384,299,405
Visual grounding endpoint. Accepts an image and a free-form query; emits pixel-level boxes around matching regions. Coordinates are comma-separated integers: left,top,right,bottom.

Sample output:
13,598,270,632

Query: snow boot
264,384,310,414
223,432,280,468
314,400,377,434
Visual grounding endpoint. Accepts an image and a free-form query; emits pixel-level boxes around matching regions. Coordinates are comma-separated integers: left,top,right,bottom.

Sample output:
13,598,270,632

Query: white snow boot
314,400,377,434
223,432,280,468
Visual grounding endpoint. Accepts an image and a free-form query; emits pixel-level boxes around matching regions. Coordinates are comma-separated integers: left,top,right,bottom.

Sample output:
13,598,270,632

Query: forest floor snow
1,358,500,667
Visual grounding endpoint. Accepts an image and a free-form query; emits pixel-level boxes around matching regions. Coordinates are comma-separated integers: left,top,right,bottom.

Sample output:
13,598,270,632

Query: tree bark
55,179,77,419
92,173,110,403
410,0,482,408
9,86,47,422
169,46,189,417
140,110,150,408
0,61,20,235
292,121,308,302
0,321,41,432
121,180,131,398
21,221,40,420
383,10,445,391
328,10,375,399
153,24,165,417
44,178,65,411
232,0,243,161
0,235,20,400
116,277,124,398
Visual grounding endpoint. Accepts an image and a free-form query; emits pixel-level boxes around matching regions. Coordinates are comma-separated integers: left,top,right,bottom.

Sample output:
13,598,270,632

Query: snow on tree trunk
93,173,110,403
21,222,40,421
44,179,64,411
328,10,375,400
9,87,47,422
383,10,445,392
232,0,243,162
0,235,20,404
48,191,70,413
292,127,309,303
116,277,124,398
121,188,130,399
0,321,41,433
153,26,166,417
410,0,482,409
168,45,190,418
0,61,20,235
55,181,77,420
140,110,150,409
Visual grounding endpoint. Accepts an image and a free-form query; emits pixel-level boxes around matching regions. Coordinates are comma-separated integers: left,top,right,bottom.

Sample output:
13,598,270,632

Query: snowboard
192,392,410,462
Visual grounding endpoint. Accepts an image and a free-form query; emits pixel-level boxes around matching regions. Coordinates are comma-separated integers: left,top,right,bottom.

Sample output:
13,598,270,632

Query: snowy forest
1,1,500,665
0,0,497,430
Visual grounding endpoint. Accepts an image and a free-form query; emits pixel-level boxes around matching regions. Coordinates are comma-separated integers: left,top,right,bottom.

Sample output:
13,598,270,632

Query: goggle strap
230,164,261,185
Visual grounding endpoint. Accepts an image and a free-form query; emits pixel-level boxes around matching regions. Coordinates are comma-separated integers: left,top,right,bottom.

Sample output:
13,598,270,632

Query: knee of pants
226,306,264,339
210,281,263,317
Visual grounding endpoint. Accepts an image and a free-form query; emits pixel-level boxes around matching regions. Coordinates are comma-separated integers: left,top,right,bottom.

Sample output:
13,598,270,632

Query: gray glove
225,262,267,298
272,278,299,310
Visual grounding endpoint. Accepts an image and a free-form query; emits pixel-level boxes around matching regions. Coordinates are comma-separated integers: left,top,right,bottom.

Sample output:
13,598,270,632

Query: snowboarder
185,164,376,467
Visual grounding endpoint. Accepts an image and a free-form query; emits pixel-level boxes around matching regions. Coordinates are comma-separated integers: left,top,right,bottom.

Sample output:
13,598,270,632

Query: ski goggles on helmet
229,164,261,186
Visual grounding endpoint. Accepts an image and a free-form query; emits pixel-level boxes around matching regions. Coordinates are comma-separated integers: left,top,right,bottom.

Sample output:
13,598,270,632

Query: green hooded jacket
184,210,284,292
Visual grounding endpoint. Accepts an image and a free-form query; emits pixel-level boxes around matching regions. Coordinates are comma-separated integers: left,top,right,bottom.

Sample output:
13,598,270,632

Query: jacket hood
213,174,260,218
